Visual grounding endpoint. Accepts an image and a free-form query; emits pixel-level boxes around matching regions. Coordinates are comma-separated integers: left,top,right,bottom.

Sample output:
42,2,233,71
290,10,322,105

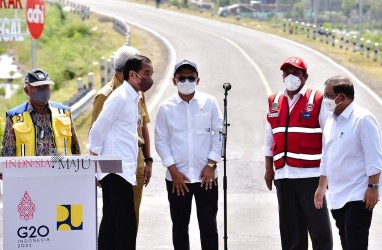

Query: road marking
89,0,382,109
88,6,177,114
135,11,274,97
90,1,272,99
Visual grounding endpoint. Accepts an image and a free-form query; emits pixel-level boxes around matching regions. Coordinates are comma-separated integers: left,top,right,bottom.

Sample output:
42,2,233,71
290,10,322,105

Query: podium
0,155,122,250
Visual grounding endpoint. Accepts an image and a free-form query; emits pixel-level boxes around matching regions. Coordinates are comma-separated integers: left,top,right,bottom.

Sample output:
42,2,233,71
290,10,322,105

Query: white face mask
177,79,196,95
323,95,339,112
284,74,301,91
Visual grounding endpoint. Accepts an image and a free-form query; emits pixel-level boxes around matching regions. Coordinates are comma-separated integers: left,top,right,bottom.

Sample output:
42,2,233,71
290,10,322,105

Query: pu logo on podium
18,191,36,221
57,204,83,230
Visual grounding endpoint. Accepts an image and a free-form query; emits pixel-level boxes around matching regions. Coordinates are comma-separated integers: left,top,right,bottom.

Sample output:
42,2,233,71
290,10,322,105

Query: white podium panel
0,156,122,250
4,174,96,250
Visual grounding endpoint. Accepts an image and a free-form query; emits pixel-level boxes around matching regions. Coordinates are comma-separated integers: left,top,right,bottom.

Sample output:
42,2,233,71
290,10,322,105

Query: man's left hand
200,166,216,190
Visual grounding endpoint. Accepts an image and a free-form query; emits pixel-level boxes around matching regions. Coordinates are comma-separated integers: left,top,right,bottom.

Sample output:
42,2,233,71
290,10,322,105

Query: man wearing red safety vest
263,56,333,250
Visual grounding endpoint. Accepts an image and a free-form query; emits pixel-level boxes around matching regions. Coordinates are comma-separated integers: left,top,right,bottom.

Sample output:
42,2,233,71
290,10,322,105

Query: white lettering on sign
0,0,23,9
0,18,24,42
26,4,44,24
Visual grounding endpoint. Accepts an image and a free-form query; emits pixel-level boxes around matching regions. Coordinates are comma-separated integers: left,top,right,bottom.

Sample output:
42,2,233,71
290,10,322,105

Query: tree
342,0,357,17
365,0,382,23
293,1,305,19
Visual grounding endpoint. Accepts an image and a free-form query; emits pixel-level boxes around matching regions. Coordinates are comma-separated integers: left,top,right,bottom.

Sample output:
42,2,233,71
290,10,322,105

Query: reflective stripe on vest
272,127,322,134
273,151,322,162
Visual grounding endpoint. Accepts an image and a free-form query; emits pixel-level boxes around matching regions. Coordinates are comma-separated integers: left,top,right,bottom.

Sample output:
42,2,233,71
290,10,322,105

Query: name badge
268,112,279,118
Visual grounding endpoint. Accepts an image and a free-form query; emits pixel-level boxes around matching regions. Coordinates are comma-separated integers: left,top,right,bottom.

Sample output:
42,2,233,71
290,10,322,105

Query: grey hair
113,46,140,72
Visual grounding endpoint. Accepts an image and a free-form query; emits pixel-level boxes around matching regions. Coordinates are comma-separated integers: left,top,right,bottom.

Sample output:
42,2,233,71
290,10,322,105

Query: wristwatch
207,162,217,169
144,157,153,163
368,184,379,189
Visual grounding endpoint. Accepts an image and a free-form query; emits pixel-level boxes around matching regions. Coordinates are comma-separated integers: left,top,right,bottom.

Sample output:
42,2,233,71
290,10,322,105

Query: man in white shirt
155,59,223,250
315,76,382,250
89,55,154,250
264,56,333,250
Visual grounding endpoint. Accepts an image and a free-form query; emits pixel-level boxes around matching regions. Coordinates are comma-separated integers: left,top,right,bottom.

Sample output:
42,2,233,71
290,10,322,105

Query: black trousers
274,177,333,250
331,201,373,250
166,180,219,250
98,174,137,250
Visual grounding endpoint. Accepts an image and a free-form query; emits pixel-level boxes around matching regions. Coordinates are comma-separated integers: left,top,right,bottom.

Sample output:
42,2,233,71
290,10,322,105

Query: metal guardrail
70,89,96,120
61,18,131,121
41,2,132,120
113,18,131,46
53,0,91,20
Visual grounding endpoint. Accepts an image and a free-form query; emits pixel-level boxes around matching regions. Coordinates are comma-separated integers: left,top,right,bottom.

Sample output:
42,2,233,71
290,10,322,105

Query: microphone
223,82,231,91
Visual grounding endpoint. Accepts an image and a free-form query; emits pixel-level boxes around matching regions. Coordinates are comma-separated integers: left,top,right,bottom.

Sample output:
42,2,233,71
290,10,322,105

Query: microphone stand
221,83,231,250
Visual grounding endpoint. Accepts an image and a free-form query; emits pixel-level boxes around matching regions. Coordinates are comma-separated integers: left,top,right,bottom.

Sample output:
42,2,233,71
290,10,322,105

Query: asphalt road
2,1,382,249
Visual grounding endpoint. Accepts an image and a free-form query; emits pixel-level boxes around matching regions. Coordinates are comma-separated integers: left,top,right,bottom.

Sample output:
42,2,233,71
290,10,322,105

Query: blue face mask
32,88,51,105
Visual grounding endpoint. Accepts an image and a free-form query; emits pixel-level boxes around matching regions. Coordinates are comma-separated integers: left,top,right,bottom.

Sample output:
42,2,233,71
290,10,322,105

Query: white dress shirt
89,81,139,185
320,102,382,209
155,91,223,183
263,85,330,179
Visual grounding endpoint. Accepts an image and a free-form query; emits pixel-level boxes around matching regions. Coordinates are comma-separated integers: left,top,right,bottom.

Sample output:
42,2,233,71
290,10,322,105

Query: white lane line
89,8,176,114
136,13,274,97
89,0,381,107
89,1,272,98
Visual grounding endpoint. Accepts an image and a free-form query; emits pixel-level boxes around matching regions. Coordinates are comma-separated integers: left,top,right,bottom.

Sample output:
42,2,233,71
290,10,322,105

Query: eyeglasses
177,76,196,83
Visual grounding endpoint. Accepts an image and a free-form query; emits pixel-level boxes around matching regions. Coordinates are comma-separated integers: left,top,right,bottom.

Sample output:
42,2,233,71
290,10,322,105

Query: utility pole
275,0,280,27
313,0,318,26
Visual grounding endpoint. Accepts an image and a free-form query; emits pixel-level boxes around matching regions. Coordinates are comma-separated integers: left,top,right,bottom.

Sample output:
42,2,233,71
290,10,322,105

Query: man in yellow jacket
1,68,80,157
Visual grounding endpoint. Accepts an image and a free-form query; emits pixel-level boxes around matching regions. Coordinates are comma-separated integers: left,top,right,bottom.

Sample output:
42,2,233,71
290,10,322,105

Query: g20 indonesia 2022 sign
0,155,122,250
2,156,97,250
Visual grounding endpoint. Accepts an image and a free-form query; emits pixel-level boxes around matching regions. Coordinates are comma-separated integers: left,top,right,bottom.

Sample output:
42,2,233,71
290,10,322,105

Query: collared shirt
155,91,223,183
90,75,150,146
263,85,330,179
320,102,382,209
89,81,139,185
1,101,80,156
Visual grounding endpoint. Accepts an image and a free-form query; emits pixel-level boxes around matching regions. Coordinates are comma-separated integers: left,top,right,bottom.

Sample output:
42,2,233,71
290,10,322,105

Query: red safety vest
267,89,323,169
